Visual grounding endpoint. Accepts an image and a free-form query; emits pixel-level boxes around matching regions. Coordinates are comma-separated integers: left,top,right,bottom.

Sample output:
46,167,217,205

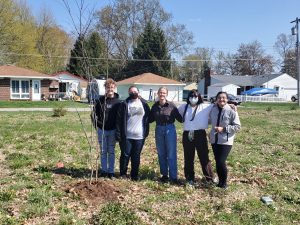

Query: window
274,86,280,91
11,80,30,99
59,83,67,92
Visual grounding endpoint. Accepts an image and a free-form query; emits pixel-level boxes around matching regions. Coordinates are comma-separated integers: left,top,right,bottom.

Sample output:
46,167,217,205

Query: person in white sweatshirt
178,89,214,185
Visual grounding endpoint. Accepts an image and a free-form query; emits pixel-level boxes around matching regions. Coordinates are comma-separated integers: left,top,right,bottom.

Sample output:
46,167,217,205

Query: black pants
212,144,232,186
182,130,214,182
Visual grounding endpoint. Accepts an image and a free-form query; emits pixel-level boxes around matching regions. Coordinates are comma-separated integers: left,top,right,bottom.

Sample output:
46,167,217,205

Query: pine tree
124,22,171,78
67,35,87,76
67,32,107,79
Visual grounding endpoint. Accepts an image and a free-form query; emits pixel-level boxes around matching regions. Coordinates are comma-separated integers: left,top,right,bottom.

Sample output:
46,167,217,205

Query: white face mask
189,97,198,105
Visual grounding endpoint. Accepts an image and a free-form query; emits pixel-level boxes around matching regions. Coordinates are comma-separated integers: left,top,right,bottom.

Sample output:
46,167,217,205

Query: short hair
104,78,116,87
128,85,139,92
216,91,228,99
158,86,168,94
186,89,203,105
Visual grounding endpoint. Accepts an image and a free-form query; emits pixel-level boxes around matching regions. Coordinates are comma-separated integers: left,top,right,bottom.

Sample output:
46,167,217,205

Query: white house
198,73,297,100
51,71,88,99
117,73,185,101
207,83,240,97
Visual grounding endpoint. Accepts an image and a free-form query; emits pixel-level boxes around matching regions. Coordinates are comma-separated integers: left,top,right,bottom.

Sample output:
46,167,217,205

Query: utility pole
291,17,300,106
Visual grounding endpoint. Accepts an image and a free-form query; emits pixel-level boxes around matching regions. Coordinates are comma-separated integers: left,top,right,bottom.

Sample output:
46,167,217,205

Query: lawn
0,100,89,108
0,103,299,224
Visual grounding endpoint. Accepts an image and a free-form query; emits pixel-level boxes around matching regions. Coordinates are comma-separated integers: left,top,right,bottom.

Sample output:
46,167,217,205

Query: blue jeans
155,124,177,180
119,139,145,179
98,129,116,174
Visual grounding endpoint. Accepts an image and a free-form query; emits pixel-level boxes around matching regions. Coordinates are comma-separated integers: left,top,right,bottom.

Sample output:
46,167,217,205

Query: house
0,65,58,101
207,83,240,98
51,71,88,99
198,72,297,100
116,73,185,101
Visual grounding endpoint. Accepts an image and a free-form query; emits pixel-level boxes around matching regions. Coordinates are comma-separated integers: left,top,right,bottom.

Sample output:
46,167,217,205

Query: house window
274,86,280,91
11,80,30,99
59,83,67,92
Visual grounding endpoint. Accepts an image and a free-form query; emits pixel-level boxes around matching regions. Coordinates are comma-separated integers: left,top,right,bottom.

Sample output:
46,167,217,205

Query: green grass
0,102,299,224
0,100,89,108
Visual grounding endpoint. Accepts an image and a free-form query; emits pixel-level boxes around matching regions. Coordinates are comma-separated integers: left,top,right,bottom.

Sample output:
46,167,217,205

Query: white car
291,94,298,102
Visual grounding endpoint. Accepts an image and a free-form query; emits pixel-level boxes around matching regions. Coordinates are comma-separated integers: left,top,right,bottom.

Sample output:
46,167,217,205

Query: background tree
95,0,193,79
274,33,296,77
36,8,72,73
234,41,274,75
123,22,171,78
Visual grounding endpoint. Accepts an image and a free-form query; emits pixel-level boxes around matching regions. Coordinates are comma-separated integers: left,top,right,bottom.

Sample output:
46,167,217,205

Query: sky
26,0,300,56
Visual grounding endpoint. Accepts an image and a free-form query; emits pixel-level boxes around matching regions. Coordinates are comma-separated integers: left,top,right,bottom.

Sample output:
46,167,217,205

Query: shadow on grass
33,166,92,178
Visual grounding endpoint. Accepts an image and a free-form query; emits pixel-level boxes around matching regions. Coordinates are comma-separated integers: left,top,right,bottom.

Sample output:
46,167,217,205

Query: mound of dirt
65,180,121,205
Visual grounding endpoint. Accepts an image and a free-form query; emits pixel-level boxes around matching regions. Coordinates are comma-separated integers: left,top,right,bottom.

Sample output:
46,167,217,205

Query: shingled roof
117,73,185,86
211,74,283,86
0,65,56,79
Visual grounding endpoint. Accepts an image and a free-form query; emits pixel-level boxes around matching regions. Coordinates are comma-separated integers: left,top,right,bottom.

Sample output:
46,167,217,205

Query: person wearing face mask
115,85,150,181
149,86,183,184
209,91,241,189
178,89,215,185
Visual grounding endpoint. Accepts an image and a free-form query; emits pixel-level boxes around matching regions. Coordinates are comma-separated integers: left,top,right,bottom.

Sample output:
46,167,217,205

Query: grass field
0,103,299,224
0,100,89,108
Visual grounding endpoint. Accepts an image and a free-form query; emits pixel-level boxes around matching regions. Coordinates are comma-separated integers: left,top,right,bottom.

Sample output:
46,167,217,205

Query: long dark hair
186,89,203,105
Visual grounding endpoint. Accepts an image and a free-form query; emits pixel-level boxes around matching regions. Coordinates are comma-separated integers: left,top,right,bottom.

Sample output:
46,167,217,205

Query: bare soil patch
65,180,121,205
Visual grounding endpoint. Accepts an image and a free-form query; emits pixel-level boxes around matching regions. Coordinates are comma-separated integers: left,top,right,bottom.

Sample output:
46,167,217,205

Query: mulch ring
65,180,121,205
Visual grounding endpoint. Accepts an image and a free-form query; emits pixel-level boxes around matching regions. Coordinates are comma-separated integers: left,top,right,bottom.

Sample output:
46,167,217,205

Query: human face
158,88,168,102
128,87,139,99
216,93,228,108
105,84,115,98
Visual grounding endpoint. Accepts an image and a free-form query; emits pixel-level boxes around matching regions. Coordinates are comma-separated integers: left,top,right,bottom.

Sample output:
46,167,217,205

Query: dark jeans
182,130,214,182
119,138,145,179
212,144,232,186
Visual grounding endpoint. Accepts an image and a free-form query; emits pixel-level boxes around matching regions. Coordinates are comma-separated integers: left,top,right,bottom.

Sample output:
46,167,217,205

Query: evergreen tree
85,32,107,78
67,35,87,77
67,32,107,79
124,22,171,78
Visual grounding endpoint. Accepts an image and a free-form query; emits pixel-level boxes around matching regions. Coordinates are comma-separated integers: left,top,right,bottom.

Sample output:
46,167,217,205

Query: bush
290,105,298,110
53,106,67,117
266,106,272,112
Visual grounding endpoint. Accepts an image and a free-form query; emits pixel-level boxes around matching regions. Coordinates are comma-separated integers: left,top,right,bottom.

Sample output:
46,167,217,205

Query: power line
1,52,295,62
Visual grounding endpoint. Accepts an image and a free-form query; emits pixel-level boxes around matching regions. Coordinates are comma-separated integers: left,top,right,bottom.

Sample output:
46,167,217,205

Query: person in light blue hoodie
209,91,241,189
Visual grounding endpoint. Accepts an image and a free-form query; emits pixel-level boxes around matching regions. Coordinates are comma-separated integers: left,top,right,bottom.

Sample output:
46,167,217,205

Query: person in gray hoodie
209,91,241,189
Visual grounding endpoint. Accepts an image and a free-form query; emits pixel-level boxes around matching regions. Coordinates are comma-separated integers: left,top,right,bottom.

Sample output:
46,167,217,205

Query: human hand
214,126,224,133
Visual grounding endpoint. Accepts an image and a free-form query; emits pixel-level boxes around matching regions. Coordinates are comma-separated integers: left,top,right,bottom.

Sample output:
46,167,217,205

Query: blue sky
26,0,300,56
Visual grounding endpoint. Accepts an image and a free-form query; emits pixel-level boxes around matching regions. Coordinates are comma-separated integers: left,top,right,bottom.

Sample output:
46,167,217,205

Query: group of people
93,78,241,189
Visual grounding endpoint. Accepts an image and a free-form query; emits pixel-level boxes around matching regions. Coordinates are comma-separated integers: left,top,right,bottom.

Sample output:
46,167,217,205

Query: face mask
129,92,139,99
189,97,198,105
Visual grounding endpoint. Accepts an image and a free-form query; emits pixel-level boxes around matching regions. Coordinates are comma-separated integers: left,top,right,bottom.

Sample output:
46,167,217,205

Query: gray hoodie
209,104,241,145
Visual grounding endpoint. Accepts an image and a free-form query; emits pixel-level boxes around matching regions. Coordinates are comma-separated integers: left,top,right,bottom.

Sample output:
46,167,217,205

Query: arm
222,111,241,134
148,104,155,123
173,105,183,123
115,103,123,141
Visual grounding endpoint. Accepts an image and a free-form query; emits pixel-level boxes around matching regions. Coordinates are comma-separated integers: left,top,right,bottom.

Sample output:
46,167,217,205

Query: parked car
210,94,242,105
291,94,298,102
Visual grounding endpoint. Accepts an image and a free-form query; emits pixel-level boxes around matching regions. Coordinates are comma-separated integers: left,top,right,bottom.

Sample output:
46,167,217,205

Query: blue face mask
189,97,198,105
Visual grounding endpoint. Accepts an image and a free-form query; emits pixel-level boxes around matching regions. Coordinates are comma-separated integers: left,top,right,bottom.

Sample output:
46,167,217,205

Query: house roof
184,82,197,90
210,83,240,87
211,73,283,86
51,71,88,83
0,65,57,80
117,73,185,86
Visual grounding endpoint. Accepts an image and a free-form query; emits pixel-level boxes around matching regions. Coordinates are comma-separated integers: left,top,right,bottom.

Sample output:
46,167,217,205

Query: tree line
0,0,297,81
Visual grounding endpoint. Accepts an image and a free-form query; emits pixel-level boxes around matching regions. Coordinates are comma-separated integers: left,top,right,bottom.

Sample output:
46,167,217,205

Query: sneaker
217,183,228,189
119,174,128,179
108,173,115,179
159,175,169,183
170,179,183,186
186,180,195,186
131,176,140,181
100,171,108,177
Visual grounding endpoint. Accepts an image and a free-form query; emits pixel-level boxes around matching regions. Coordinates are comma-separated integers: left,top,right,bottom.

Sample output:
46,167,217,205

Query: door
32,80,41,101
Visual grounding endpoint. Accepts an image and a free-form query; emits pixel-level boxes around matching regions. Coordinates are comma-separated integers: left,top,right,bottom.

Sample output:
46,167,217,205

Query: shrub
53,106,67,117
266,106,272,112
290,105,298,110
